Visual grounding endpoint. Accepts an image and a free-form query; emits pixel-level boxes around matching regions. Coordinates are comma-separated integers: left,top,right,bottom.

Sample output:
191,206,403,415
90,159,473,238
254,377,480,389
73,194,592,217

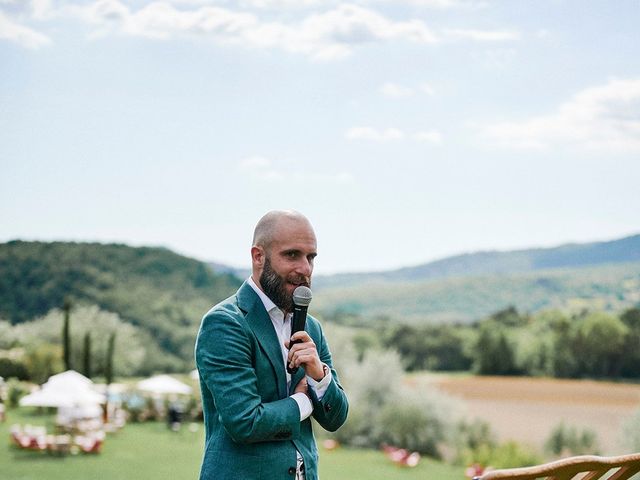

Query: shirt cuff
291,392,313,421
307,364,332,401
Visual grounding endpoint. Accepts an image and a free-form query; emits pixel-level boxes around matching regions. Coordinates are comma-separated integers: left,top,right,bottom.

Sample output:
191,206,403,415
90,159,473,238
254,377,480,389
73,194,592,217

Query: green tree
105,331,116,385
15,305,143,377
550,315,579,378
83,331,92,378
473,321,519,375
62,297,72,370
572,312,628,377
24,343,63,384
619,308,640,378
490,306,528,327
545,422,599,456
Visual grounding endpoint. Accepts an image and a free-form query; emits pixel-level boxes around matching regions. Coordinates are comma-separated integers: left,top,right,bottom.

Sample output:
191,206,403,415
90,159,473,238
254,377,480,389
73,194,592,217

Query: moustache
287,274,310,288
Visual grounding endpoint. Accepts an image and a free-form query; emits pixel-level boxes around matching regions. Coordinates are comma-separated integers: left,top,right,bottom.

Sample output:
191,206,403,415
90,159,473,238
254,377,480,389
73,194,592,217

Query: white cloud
379,82,414,98
239,156,272,170
379,81,436,98
413,130,442,144
65,1,440,60
31,0,53,19
444,28,519,42
346,126,442,143
6,0,519,58
367,0,488,9
420,83,435,95
536,28,550,39
238,156,353,184
238,0,325,8
0,11,51,48
346,127,405,141
474,47,517,68
479,77,640,152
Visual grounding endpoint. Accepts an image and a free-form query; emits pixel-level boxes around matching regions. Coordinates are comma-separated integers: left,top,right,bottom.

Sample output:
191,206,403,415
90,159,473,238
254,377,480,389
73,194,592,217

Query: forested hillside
315,262,640,324
2,237,639,376
0,241,241,372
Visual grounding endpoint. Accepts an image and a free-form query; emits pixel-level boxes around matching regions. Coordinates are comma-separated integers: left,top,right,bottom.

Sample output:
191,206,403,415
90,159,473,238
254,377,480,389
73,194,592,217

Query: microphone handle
287,304,308,374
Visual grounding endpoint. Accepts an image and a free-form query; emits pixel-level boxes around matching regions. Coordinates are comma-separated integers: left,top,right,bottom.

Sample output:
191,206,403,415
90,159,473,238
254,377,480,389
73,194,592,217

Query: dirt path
410,374,640,454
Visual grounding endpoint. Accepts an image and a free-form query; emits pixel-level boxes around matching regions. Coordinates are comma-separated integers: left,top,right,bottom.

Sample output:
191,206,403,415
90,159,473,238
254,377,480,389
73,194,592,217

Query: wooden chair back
473,453,640,480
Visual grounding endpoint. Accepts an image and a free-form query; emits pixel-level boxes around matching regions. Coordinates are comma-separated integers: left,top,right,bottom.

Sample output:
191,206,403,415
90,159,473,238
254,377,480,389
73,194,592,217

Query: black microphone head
292,286,312,307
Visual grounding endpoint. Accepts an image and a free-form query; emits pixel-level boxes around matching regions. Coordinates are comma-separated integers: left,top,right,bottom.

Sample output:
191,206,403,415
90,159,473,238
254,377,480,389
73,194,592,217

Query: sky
1,0,639,274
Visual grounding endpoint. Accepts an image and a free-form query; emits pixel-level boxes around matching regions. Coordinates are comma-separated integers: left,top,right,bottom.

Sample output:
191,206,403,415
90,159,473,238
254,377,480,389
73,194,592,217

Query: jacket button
288,467,296,475
324,403,332,412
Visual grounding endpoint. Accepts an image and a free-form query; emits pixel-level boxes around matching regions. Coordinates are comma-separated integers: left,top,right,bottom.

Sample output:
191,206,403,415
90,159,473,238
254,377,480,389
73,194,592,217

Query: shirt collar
247,276,280,315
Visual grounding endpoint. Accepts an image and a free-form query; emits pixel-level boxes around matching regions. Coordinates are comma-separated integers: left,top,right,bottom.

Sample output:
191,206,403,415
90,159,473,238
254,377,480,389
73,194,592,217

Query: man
195,210,349,480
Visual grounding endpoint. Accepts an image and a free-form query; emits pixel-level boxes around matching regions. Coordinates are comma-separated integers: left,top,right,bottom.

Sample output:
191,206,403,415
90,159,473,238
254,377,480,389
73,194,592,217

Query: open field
4,375,639,479
1,409,463,480
413,374,640,454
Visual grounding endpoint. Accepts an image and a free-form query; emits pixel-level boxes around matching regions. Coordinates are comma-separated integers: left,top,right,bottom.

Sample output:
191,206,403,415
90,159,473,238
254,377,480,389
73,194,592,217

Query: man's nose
296,257,313,278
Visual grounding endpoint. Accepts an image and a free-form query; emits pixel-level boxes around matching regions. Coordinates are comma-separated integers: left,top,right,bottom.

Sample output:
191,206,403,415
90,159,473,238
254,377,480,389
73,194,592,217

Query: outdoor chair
473,453,640,480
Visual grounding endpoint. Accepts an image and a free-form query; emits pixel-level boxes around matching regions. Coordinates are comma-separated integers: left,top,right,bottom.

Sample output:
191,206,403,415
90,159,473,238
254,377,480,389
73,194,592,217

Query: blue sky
1,0,639,273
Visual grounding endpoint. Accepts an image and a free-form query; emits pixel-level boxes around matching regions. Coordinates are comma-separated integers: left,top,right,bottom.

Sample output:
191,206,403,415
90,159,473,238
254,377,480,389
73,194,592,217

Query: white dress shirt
247,276,331,420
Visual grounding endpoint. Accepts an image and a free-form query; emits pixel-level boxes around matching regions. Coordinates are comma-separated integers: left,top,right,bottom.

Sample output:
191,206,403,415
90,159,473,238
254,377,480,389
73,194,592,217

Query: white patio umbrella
19,389,77,408
137,375,193,395
44,370,93,390
19,370,105,408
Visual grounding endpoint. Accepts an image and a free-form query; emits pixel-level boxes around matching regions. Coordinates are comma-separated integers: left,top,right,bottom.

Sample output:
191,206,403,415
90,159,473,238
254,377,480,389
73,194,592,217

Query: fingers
287,345,318,368
284,331,310,349
287,344,324,381
290,331,312,343
284,331,315,353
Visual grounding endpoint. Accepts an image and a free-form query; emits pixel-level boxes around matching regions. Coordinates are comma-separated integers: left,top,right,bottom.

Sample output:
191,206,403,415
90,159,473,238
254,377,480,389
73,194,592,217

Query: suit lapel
237,282,287,399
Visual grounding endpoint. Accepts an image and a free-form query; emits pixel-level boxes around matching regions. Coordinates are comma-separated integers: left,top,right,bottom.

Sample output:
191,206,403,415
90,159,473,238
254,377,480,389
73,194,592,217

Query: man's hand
293,377,309,397
285,331,325,381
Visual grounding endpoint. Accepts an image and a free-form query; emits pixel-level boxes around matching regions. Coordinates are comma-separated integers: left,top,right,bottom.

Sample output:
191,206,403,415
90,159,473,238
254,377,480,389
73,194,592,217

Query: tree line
373,306,640,379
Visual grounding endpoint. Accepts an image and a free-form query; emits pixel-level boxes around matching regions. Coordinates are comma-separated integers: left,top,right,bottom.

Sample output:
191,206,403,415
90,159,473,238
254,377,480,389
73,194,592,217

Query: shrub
371,387,457,458
330,347,460,457
13,305,145,377
544,422,599,456
23,343,63,384
621,408,640,452
453,418,497,465
482,441,542,469
0,357,29,381
6,378,31,408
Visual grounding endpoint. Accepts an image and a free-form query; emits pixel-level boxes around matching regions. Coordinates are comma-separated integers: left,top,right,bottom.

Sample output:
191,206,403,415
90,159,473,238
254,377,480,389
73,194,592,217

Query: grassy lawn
1,408,464,479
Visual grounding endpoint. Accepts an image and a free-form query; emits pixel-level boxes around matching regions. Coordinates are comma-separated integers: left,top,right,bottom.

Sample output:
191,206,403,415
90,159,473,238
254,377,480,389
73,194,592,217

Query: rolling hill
2,234,639,374
313,234,640,288
313,261,640,324
0,241,241,372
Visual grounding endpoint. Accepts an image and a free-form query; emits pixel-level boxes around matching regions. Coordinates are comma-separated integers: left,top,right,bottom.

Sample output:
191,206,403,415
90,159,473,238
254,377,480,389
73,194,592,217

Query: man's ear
251,246,265,268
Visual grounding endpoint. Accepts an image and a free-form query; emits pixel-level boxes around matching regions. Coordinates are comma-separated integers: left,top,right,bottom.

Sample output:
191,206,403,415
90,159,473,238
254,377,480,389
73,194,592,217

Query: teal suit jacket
195,281,349,480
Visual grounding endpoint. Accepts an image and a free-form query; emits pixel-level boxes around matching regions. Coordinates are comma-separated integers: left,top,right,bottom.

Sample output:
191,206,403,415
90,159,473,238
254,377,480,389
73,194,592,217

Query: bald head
250,211,317,304
252,210,314,250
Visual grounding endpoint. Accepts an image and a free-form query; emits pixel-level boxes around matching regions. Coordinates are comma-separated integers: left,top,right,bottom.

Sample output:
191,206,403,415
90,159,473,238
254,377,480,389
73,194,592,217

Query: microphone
287,285,313,375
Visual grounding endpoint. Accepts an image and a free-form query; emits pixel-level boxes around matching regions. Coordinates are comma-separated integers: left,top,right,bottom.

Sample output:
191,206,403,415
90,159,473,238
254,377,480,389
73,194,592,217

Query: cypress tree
62,297,72,371
105,331,116,386
83,331,92,378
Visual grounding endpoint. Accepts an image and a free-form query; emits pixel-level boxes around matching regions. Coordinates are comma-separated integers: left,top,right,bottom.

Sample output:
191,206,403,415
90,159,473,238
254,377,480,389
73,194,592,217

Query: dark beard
260,257,309,313
260,257,293,312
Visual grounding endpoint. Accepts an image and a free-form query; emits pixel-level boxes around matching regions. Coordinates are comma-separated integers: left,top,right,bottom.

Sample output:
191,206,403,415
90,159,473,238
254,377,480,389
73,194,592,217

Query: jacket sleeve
195,308,301,444
309,325,349,432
